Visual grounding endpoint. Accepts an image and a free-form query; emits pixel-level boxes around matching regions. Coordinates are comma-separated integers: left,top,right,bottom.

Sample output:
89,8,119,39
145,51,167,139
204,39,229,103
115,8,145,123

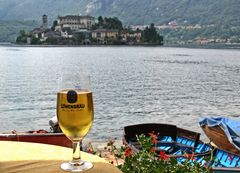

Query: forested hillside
0,0,239,26
0,20,38,42
0,0,239,43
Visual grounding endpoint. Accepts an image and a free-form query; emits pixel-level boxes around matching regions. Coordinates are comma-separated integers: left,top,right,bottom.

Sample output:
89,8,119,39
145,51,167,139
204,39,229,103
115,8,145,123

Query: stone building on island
30,14,49,42
55,15,95,31
91,29,119,44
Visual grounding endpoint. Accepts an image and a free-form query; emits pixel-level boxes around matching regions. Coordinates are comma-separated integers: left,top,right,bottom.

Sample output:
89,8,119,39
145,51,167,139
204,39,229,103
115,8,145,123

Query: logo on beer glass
67,90,78,103
61,90,85,110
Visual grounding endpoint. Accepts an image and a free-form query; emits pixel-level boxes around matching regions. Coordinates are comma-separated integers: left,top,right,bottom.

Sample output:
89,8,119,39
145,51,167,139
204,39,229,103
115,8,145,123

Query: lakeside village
16,14,163,46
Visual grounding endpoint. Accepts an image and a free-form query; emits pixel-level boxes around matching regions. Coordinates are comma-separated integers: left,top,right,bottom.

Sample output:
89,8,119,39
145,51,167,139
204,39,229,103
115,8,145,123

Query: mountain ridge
0,0,239,43
0,0,239,26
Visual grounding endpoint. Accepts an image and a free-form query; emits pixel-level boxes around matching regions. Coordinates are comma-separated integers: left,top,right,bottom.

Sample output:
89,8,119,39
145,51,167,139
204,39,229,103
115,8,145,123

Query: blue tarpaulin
199,116,240,151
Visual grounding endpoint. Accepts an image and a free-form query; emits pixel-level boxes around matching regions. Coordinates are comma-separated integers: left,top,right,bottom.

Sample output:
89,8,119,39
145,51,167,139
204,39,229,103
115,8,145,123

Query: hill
0,0,239,26
0,20,38,42
0,0,239,43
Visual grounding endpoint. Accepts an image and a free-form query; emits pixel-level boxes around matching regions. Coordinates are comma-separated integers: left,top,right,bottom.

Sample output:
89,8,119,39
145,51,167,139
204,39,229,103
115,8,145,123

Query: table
0,141,122,173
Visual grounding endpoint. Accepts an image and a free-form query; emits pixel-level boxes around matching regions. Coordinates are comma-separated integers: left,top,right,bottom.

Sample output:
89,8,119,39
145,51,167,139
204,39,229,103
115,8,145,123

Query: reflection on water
0,46,240,142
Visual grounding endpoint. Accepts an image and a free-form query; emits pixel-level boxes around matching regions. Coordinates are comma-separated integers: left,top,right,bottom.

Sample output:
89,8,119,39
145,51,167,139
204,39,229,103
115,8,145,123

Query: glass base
60,161,93,172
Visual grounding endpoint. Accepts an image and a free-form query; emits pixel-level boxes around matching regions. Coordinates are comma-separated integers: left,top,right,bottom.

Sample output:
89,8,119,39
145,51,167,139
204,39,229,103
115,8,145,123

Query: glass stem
72,141,83,166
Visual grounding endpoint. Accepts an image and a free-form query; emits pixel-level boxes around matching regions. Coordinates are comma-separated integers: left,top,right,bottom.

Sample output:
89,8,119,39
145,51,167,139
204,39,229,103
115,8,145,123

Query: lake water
0,46,240,143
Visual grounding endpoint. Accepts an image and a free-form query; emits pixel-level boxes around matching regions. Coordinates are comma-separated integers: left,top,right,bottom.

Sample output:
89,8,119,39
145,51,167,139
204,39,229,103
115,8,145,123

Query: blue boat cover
199,116,240,151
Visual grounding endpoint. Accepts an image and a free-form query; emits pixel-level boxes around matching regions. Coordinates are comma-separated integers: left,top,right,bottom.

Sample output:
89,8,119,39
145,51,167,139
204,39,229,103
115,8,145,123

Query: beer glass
57,74,94,172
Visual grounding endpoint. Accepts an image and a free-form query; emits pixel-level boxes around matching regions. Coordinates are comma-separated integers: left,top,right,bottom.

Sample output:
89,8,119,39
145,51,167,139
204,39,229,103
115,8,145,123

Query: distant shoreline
1,42,163,47
165,43,240,49
1,42,240,49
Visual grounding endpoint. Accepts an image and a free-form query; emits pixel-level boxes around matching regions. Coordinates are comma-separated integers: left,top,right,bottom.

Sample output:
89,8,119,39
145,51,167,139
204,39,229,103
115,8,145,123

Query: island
16,14,164,46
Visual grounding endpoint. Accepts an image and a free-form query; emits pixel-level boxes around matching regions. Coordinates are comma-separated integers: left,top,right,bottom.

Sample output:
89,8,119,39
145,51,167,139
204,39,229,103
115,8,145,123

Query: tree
31,37,41,44
143,23,163,44
98,16,104,25
16,30,28,43
46,37,58,44
51,20,58,31
20,30,26,36
92,16,123,31
159,35,164,45
73,32,86,44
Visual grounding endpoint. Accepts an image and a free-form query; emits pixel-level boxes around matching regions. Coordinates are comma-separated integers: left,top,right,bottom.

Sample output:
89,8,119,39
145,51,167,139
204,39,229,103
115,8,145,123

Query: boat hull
213,167,240,173
201,125,240,155
0,132,72,148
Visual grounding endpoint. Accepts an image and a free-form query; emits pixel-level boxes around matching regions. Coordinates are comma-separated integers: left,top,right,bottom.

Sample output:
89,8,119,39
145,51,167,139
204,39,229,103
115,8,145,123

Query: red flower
159,151,169,160
149,131,158,144
150,147,156,154
124,147,132,157
204,162,209,170
186,153,196,161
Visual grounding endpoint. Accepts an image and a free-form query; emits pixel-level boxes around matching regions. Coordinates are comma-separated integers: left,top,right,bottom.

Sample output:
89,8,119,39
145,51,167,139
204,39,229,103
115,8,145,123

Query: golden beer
57,89,94,142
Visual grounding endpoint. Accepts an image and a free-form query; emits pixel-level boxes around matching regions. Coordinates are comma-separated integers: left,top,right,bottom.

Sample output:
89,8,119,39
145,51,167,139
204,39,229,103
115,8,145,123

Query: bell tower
42,14,48,29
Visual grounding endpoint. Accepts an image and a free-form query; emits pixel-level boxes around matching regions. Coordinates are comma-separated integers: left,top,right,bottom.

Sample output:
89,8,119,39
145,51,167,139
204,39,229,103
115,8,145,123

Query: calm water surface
0,46,240,143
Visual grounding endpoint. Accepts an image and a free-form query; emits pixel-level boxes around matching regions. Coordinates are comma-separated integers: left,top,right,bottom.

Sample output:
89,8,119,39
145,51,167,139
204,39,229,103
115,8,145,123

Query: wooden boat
123,123,202,154
0,129,72,148
0,116,72,148
201,125,240,155
213,167,240,173
123,123,240,171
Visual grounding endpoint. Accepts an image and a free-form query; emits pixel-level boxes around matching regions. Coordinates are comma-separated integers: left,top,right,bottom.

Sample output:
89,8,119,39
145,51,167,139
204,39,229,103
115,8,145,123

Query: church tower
42,14,48,29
